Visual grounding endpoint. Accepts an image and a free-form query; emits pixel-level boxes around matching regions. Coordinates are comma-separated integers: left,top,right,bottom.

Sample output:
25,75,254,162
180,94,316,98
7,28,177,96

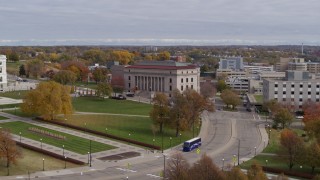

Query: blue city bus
183,137,201,152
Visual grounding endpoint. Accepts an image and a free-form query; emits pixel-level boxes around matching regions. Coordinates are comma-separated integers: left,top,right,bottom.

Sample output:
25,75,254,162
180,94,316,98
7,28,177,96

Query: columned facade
0,55,7,91
124,61,200,97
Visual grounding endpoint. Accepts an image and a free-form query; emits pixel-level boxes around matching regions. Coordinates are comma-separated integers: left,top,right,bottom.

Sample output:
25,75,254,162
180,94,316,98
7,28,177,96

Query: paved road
14,109,266,180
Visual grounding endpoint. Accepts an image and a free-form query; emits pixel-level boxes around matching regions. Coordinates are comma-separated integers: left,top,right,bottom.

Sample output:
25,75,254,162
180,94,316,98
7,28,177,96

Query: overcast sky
0,0,319,45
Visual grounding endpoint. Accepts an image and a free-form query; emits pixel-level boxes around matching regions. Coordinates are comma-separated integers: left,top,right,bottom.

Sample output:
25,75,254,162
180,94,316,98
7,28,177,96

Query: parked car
126,93,135,97
111,95,127,100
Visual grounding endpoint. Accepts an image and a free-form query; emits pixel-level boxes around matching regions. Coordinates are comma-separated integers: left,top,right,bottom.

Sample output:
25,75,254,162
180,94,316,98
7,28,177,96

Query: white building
0,55,7,90
243,65,274,74
225,76,249,93
124,61,200,97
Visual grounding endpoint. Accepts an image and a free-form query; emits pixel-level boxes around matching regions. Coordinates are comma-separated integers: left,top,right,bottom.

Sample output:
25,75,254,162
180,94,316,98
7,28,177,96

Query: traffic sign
196,148,200,154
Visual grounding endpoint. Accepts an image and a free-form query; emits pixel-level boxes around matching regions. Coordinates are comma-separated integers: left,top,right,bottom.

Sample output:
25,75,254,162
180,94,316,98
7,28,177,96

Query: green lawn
0,121,115,154
0,147,81,176
241,155,320,175
4,109,34,117
0,90,28,99
59,114,194,149
0,116,9,120
254,95,263,103
72,97,152,116
6,61,25,75
0,103,22,109
262,129,281,154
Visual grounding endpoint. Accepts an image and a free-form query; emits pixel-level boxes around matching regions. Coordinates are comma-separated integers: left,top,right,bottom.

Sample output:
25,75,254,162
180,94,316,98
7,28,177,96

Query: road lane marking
116,168,137,173
146,174,162,178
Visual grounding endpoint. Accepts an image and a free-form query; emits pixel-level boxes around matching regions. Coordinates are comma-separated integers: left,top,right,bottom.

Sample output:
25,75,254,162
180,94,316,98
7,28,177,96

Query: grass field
0,103,22,109
4,109,34,117
241,155,320,175
6,61,25,75
59,114,194,149
0,90,28,99
74,81,98,89
0,147,81,176
0,121,115,154
0,116,9,120
254,94,263,103
72,97,152,116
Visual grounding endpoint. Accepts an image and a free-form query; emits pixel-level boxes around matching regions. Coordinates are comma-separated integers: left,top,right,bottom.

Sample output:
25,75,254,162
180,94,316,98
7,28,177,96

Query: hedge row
262,166,314,179
35,117,161,150
16,141,85,165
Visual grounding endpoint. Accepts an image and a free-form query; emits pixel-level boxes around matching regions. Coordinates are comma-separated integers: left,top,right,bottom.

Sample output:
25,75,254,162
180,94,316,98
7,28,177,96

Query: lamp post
62,145,65,157
169,137,172,150
179,133,182,143
265,160,268,167
40,138,42,149
163,154,166,179
89,140,92,167
84,123,87,133
105,128,108,135
19,132,21,142
42,158,45,171
64,156,67,169
153,139,155,147
254,146,257,156
222,158,225,171
233,137,241,165
233,155,236,167
87,152,90,164
268,129,271,144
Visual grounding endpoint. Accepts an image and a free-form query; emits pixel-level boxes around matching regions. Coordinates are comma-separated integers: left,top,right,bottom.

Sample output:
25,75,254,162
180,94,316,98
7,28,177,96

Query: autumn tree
165,153,190,180
170,90,189,137
303,103,320,142
220,89,241,110
110,50,134,65
61,60,89,81
26,59,45,78
96,82,113,99
280,129,303,170
0,129,22,174
247,161,268,180
21,81,73,120
189,154,225,180
225,167,248,180
200,81,216,99
53,70,77,85
274,108,294,129
184,89,214,137
8,51,19,62
216,80,229,92
301,142,320,173
157,51,170,60
150,93,170,133
92,68,109,83
83,49,106,63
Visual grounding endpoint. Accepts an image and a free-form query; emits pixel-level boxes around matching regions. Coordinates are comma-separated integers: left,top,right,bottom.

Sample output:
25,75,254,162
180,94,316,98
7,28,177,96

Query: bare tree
189,154,225,180
165,153,190,180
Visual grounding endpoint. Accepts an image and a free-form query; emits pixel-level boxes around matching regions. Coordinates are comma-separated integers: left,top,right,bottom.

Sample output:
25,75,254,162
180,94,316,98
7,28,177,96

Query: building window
300,84,303,88
186,78,188,83
291,84,294,88
191,78,193,82
181,86,183,91
283,98,286,101
308,85,311,88
283,84,286,88
300,92,303,95
170,85,172,91
317,85,320,88
275,91,278,94
283,91,286,94
186,85,189,89
308,91,311,95
170,78,172,83
128,83,131,88
191,85,193,89
275,84,278,88
317,99,320,102
181,78,183,83
291,91,294,95
299,98,302,102
128,76,131,80
317,92,320,95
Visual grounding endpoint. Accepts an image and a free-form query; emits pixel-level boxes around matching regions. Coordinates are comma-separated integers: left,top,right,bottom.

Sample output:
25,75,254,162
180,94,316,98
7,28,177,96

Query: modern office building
225,76,249,93
218,57,244,70
263,71,320,110
0,55,7,91
276,58,305,72
243,65,274,74
307,62,320,74
123,61,200,97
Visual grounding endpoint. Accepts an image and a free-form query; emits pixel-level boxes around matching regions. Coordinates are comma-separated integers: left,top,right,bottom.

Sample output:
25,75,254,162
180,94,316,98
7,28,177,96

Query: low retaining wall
262,166,314,179
16,141,85,165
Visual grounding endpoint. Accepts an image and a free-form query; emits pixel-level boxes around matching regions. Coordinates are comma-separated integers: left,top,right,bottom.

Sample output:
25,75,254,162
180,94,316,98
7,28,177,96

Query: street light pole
169,137,172,150
62,145,65,157
179,133,182,143
163,154,166,179
222,158,225,171
19,132,21,142
89,140,92,167
254,147,257,156
237,139,240,165
40,138,42,149
64,156,67,169
42,158,45,171
87,152,90,164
